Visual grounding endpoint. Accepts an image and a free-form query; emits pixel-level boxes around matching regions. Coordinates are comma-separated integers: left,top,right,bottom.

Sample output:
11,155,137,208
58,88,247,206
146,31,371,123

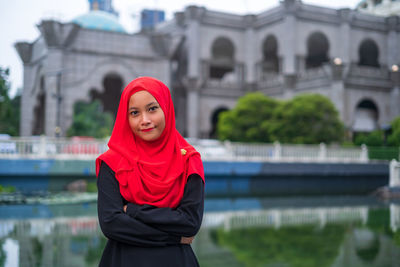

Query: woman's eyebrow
145,102,158,107
128,102,158,110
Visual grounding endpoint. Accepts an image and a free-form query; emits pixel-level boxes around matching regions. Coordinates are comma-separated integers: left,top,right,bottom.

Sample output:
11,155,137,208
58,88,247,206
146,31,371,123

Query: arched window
358,39,380,68
353,99,379,132
212,37,234,61
210,107,229,138
210,37,235,79
306,32,330,69
262,35,279,73
90,73,123,119
32,76,46,135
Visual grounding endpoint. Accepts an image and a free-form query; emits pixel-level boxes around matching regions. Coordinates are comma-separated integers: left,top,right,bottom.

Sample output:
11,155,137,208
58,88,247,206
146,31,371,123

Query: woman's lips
141,128,154,132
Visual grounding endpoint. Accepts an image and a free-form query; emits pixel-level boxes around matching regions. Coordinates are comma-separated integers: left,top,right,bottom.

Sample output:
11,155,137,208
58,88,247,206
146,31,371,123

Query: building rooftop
72,10,126,33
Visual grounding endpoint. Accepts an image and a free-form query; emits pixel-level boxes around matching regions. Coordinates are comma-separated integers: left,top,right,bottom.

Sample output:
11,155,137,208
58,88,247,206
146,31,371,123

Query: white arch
210,36,236,61
352,98,380,132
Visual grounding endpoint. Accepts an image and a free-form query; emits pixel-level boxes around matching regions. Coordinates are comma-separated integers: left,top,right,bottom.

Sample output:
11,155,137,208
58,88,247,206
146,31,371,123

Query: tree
354,130,384,146
387,116,400,146
0,67,20,136
218,92,344,144
217,92,279,142
269,94,344,144
67,100,113,138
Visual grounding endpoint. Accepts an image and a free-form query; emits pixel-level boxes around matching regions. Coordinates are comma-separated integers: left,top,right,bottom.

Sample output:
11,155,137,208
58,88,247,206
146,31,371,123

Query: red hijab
96,77,204,208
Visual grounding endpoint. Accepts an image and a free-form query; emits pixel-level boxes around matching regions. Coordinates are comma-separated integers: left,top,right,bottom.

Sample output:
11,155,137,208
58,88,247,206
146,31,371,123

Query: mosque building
357,0,400,16
15,0,400,139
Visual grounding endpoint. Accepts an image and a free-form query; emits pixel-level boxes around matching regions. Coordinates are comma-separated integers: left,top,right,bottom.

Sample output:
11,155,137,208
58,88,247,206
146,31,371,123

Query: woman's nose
140,113,151,125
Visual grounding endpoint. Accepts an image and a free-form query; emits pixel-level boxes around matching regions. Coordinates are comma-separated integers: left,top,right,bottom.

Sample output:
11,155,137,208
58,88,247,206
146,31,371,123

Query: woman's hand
124,203,195,244
180,236,195,244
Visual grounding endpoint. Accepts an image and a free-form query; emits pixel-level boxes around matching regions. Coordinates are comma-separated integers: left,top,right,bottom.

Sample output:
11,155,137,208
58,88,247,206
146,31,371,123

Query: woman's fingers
180,236,195,244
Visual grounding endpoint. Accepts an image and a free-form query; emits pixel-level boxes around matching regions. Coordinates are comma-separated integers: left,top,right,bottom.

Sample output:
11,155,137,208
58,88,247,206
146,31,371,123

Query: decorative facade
15,0,400,138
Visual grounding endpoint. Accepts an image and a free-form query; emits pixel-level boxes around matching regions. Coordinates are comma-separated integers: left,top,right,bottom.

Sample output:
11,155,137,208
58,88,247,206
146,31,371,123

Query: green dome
72,10,126,33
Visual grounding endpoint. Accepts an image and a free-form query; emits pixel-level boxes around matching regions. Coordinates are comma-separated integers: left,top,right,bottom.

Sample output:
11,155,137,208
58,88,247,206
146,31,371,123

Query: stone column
244,15,256,86
390,70,400,120
331,62,347,124
185,6,203,78
183,78,202,138
14,42,34,136
281,0,299,98
20,66,36,136
44,48,64,137
387,16,399,68
36,20,69,137
183,7,204,138
296,55,306,73
338,9,352,66
281,14,296,75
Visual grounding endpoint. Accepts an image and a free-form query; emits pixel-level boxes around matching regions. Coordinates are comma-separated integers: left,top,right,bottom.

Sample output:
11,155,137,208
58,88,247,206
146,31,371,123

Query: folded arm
125,174,205,237
97,162,181,247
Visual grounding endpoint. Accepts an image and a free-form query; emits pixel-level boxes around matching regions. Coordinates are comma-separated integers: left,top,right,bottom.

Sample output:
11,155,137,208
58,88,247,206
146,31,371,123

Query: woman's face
128,90,166,141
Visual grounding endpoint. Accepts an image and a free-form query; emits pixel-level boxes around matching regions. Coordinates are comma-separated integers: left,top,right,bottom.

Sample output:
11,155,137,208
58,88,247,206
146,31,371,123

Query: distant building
357,0,400,16
141,9,165,31
15,0,400,139
88,0,118,16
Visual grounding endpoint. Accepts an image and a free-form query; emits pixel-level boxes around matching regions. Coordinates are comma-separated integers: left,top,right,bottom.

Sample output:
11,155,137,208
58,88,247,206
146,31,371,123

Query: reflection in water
0,217,104,267
0,202,399,267
214,224,347,267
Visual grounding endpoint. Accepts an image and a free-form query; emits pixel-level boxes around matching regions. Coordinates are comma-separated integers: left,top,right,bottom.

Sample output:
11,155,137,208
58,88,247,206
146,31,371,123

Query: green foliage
0,240,5,267
85,236,107,266
218,92,344,144
354,130,384,146
87,182,97,193
0,184,16,193
67,100,113,138
0,67,20,136
32,237,43,267
214,224,346,267
367,146,399,161
394,231,400,247
366,208,391,235
217,92,278,142
388,116,400,146
355,235,380,263
270,94,344,144
351,116,400,148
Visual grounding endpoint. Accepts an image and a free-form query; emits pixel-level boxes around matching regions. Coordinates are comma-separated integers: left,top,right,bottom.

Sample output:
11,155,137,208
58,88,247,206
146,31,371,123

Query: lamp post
47,70,67,138
55,72,62,138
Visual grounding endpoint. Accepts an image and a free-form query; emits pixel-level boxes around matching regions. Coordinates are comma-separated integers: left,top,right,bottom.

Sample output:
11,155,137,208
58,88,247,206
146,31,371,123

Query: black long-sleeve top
97,162,204,267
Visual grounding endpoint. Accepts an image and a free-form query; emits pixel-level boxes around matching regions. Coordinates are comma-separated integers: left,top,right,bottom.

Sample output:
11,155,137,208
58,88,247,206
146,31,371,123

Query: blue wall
0,159,389,196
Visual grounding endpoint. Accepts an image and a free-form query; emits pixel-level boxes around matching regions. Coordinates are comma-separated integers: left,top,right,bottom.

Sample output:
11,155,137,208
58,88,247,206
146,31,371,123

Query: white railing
389,159,400,187
190,139,368,163
0,216,100,239
2,205,399,237
349,64,390,80
298,65,330,81
391,204,400,232
0,137,369,163
203,206,370,231
0,136,108,159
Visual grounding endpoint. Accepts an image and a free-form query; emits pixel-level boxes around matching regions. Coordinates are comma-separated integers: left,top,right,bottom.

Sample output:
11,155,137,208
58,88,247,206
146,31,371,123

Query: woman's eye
149,106,158,112
130,110,139,116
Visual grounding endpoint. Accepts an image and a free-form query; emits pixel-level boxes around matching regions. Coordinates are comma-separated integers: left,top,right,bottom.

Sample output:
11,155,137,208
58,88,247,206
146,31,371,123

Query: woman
96,77,205,267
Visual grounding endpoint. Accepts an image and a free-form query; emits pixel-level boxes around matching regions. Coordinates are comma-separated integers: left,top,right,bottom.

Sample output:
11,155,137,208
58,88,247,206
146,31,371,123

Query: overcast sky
0,0,361,96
